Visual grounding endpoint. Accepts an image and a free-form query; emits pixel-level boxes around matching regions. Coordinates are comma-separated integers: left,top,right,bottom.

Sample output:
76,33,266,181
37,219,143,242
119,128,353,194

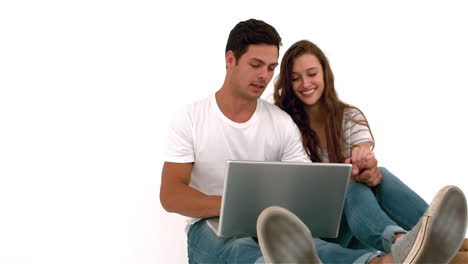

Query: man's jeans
187,167,429,263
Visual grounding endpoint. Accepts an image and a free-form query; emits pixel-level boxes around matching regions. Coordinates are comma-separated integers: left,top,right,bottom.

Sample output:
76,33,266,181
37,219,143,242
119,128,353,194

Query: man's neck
215,87,257,123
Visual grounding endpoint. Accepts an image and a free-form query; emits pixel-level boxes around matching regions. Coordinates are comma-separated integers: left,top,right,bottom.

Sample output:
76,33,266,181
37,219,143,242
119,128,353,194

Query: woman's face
291,53,325,107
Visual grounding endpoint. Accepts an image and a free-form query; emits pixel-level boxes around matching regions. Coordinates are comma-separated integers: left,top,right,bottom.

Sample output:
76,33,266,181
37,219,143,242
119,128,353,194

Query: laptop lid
209,160,351,238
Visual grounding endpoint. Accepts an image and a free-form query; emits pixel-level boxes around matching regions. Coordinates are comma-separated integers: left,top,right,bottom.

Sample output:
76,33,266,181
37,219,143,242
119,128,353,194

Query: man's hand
345,149,382,187
355,164,382,187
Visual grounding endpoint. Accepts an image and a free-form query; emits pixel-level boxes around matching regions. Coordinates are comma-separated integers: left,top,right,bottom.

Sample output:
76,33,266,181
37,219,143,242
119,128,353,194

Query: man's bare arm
160,162,221,218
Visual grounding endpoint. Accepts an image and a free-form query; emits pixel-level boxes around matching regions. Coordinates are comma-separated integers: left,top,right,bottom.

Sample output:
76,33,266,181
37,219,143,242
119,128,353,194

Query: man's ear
225,50,236,68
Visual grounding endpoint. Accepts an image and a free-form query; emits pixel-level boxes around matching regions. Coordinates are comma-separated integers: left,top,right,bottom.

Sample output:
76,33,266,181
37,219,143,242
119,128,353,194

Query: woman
258,40,467,263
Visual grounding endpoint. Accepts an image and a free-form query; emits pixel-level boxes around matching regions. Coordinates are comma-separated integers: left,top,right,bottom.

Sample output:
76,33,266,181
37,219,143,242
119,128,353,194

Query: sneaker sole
257,206,322,264
403,186,467,264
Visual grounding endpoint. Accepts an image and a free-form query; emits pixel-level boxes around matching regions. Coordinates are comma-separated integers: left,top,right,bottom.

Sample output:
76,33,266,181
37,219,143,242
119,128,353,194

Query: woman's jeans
187,167,429,263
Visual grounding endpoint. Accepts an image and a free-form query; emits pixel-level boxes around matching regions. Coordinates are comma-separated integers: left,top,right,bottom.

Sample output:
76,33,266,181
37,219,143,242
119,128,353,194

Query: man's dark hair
225,19,282,61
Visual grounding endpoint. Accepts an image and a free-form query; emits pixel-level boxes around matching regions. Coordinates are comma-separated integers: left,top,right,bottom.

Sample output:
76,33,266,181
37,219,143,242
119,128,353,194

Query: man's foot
391,185,467,263
257,206,322,264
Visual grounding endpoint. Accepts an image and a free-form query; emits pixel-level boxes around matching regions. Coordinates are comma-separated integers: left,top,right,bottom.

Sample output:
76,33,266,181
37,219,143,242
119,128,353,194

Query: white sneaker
256,206,322,264
392,185,467,263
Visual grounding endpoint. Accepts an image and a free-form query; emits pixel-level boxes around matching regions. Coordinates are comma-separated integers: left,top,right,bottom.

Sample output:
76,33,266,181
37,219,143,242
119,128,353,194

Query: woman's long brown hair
274,40,373,163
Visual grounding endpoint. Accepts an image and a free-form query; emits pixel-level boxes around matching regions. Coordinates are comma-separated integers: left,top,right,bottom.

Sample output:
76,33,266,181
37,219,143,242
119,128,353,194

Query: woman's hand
351,145,374,170
346,143,382,186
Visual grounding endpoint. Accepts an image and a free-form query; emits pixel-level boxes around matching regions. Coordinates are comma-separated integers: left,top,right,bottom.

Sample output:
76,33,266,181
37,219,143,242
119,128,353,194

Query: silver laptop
207,160,351,238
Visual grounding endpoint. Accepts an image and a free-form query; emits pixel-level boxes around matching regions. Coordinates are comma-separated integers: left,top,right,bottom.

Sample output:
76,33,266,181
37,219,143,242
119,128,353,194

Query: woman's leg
344,181,407,253
345,167,430,253
374,167,428,230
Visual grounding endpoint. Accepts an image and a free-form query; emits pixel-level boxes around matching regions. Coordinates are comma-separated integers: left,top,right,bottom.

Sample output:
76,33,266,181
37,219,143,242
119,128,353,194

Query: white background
1,1,467,263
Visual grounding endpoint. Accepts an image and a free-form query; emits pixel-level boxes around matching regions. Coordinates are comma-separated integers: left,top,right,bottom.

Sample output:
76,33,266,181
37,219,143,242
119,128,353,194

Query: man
160,18,311,263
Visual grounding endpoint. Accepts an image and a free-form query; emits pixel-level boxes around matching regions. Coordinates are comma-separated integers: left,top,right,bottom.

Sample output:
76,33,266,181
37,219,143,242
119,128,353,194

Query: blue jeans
319,167,429,263
187,218,264,263
187,167,429,263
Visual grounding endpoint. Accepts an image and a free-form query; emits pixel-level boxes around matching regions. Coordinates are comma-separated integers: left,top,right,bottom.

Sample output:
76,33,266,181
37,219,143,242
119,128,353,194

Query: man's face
227,44,279,101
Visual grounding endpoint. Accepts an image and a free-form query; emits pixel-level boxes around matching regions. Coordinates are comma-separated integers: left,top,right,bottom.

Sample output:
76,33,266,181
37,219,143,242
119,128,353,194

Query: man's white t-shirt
164,94,310,226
